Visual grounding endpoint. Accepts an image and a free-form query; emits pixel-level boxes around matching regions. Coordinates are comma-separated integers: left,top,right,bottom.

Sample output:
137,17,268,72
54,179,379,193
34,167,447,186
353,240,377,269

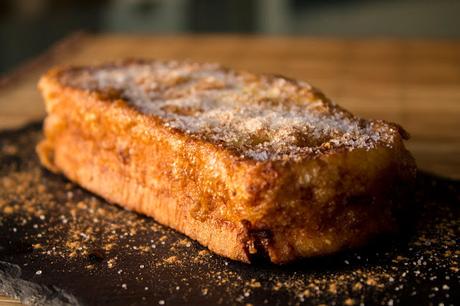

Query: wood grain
0,34,459,182
0,295,21,305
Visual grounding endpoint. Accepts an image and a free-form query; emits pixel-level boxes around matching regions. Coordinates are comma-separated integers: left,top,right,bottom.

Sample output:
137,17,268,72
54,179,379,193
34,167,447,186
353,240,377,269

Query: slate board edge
0,261,81,306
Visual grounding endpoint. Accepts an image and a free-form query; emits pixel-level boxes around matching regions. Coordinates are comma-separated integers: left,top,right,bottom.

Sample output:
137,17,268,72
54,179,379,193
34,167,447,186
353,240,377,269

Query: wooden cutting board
0,34,459,305
1,33,459,179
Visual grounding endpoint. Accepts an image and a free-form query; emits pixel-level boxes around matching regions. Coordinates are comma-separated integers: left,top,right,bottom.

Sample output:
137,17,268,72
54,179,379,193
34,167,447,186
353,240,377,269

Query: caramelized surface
58,60,400,161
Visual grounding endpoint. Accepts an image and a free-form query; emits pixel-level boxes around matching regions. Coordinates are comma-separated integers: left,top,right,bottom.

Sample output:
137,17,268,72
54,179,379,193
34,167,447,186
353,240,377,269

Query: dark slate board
0,123,459,306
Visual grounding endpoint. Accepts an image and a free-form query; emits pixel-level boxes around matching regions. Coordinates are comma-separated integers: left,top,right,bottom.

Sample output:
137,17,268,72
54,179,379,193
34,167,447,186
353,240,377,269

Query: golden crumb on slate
0,124,458,305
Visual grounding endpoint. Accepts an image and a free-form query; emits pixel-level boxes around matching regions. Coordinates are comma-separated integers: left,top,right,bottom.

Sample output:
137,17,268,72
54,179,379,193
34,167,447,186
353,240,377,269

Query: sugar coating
59,60,398,160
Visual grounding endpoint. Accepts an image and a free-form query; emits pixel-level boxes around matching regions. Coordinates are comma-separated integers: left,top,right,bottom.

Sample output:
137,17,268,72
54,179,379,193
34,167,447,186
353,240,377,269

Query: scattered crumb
164,256,180,264
344,298,355,305
0,127,458,305
32,243,43,249
107,258,116,269
198,249,210,256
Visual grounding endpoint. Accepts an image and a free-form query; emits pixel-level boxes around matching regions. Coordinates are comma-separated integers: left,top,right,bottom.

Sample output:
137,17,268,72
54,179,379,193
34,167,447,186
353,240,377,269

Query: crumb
107,258,116,268
3,206,13,214
328,283,337,294
366,278,377,286
248,279,261,288
344,298,355,305
164,256,180,264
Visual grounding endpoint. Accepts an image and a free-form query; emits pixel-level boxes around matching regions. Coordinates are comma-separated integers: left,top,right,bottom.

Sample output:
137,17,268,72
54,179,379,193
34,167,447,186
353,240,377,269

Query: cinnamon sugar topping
59,60,398,160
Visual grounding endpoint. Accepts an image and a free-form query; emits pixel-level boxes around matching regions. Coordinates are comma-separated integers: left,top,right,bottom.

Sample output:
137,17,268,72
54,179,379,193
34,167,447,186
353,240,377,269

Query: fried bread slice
37,60,416,263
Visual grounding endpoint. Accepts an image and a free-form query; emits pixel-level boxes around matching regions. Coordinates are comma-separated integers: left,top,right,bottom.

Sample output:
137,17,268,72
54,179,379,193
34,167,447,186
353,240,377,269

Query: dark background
1,0,460,74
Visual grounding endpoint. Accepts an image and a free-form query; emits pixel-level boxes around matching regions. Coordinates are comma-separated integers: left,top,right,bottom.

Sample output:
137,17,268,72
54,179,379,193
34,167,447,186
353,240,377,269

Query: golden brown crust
37,61,416,264
52,59,403,162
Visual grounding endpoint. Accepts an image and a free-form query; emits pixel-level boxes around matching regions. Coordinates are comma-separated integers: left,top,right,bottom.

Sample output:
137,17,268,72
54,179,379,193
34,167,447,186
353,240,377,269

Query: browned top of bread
55,59,403,161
